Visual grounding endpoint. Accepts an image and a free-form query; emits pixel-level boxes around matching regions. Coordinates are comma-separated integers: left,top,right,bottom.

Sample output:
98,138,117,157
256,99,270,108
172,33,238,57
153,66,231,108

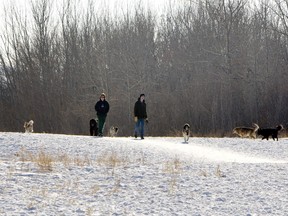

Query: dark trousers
97,115,106,135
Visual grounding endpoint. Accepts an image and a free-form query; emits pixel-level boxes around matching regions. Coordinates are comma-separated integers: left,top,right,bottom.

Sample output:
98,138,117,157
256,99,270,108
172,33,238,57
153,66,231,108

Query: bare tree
1,0,288,136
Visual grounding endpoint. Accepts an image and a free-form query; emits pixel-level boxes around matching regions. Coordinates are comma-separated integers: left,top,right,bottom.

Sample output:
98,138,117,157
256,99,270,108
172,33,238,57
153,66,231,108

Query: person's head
100,93,106,100
140,93,145,102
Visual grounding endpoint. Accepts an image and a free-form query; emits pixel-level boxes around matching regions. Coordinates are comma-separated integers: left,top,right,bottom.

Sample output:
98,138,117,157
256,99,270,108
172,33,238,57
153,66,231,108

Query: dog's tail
276,124,284,131
252,123,259,132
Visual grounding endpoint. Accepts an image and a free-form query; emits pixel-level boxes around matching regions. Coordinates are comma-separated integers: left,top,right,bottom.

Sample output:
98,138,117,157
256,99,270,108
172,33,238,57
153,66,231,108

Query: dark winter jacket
134,98,147,119
95,100,110,117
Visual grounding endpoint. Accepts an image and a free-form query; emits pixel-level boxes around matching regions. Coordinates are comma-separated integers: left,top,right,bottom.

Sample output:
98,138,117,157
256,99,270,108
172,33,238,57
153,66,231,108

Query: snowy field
0,132,288,215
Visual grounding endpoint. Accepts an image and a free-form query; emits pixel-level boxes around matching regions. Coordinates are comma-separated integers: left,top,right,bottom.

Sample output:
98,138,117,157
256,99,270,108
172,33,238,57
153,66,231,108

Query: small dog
257,125,283,141
182,123,190,143
109,126,119,137
24,120,34,133
89,119,98,136
233,123,259,139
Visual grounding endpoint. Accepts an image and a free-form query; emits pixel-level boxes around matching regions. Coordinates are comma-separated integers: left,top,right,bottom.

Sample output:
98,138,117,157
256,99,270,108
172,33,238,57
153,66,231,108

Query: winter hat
140,93,145,97
100,93,106,98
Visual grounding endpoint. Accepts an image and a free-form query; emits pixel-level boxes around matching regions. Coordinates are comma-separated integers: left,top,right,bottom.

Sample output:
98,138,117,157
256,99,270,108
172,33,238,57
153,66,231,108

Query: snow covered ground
0,132,288,215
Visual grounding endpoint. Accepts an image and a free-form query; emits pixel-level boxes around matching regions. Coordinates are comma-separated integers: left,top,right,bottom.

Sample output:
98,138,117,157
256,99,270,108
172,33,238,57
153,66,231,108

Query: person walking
134,93,148,139
95,93,110,136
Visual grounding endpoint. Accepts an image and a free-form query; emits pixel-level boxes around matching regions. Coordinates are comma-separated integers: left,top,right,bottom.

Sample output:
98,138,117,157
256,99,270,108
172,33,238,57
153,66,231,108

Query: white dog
182,123,190,143
24,120,34,133
109,126,119,137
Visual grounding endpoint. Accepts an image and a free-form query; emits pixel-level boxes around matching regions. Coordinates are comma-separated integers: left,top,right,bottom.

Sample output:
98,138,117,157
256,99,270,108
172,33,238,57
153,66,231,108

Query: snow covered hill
0,132,288,215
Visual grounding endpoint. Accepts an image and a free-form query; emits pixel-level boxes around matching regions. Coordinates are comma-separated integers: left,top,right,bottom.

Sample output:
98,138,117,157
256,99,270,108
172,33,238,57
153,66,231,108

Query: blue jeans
134,119,145,137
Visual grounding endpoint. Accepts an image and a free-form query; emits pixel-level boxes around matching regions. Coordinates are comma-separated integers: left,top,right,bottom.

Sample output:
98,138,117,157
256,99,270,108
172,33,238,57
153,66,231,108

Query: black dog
257,125,283,141
89,119,98,136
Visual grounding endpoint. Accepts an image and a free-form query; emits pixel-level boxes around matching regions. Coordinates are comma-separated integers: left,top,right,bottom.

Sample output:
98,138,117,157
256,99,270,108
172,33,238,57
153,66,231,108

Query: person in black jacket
95,93,110,136
134,93,148,139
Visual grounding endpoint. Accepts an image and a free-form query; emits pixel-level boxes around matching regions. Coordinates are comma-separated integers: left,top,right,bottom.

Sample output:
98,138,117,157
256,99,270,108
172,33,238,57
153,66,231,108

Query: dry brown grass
163,157,182,174
74,154,92,167
198,165,226,178
36,150,53,171
199,169,208,177
96,150,129,175
15,147,130,176
215,165,226,177
163,157,182,194
16,147,52,171
57,152,71,167
15,148,94,172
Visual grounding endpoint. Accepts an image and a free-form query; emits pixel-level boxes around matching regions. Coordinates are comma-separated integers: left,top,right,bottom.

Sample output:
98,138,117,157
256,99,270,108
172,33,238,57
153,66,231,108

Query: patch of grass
163,157,182,194
15,147,53,171
36,150,53,171
15,148,95,172
57,152,71,168
163,157,182,174
199,169,208,177
96,151,128,175
74,154,92,167
16,147,34,163
198,166,226,178
215,165,226,177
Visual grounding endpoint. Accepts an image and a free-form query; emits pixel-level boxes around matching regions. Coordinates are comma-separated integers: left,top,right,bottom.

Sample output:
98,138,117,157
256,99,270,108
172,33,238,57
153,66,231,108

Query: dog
89,119,98,136
109,126,119,137
24,120,34,133
182,123,190,143
257,125,283,141
233,123,259,139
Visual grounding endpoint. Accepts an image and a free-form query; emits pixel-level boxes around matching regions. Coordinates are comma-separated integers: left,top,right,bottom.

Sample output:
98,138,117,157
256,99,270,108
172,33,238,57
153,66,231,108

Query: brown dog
233,123,259,139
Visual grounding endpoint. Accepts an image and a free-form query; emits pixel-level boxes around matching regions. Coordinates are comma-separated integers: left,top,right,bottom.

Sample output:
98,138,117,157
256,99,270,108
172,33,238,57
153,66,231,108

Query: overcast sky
0,0,183,29
0,0,178,16
0,0,262,33
0,0,176,35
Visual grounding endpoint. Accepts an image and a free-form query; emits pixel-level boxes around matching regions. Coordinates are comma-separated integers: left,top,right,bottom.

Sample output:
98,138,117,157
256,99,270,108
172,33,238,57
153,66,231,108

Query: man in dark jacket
95,93,109,136
134,93,148,139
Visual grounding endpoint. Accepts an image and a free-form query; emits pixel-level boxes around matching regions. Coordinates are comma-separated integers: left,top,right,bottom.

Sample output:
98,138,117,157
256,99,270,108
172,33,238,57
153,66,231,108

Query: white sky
0,0,178,17
0,0,263,35
0,0,181,30
0,0,263,26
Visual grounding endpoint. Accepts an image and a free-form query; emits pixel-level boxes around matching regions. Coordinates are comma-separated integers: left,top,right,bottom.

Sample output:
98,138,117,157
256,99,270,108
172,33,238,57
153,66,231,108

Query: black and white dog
89,119,98,136
109,126,119,137
257,125,283,141
182,123,190,143
24,120,34,133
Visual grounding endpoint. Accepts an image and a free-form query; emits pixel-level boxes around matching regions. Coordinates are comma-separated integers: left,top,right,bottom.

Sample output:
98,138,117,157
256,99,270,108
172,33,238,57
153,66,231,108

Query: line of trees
0,0,288,136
